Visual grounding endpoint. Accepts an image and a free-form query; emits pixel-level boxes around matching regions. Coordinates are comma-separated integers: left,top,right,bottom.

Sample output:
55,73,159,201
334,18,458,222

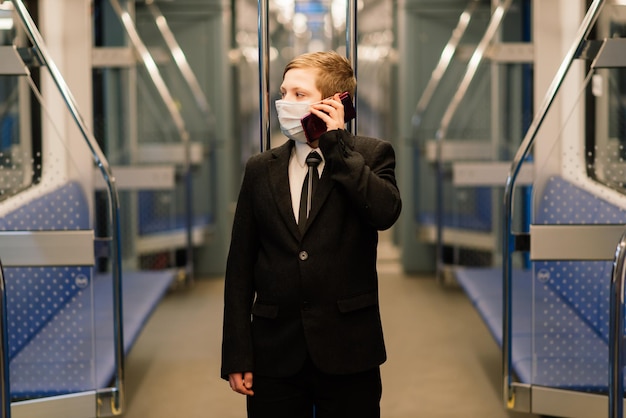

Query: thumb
243,372,253,389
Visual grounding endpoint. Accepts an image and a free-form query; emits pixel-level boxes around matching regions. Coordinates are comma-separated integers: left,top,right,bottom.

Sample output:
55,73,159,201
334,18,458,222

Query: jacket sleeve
318,129,402,230
220,158,259,380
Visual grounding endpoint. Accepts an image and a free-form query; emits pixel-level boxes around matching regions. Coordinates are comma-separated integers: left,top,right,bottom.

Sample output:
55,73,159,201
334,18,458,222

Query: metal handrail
433,0,512,280
501,0,606,408
411,0,481,129
10,0,126,413
609,229,626,418
435,0,512,141
108,0,194,282
144,0,216,132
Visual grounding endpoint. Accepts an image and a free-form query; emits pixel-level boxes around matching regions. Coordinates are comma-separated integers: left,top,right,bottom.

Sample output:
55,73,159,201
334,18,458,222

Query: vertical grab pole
0,261,10,418
258,0,271,152
609,231,626,418
502,0,605,409
345,0,357,135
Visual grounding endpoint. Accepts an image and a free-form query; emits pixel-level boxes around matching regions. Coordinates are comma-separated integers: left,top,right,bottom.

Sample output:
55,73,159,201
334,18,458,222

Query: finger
320,101,344,124
228,374,242,391
323,96,342,110
230,373,255,396
310,106,333,121
310,108,342,131
312,102,334,112
233,383,253,396
236,381,254,396
243,372,254,392
312,103,341,120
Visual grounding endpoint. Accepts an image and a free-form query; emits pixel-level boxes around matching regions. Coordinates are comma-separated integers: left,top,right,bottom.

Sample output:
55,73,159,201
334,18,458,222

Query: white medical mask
275,100,311,143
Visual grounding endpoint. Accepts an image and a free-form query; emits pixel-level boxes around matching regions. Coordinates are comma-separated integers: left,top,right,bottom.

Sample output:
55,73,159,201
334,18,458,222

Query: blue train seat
1,181,176,399
138,190,211,235
417,188,494,231
413,150,494,233
456,175,626,391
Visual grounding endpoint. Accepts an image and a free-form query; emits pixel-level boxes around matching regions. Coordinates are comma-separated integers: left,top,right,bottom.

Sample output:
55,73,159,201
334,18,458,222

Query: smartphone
301,92,356,143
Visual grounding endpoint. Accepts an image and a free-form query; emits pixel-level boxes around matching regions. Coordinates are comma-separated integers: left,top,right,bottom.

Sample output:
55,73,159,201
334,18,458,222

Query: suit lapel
305,159,335,230
268,141,336,238
268,141,301,240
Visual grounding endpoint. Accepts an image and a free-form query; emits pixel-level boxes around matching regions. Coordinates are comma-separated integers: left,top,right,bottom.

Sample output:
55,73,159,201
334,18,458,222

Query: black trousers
247,356,382,418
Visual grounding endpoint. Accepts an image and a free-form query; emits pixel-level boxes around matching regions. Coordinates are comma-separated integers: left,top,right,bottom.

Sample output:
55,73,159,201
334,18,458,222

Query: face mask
275,100,311,143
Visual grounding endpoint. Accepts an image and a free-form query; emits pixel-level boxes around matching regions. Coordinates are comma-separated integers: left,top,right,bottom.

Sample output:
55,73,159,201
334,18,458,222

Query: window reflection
0,6,39,201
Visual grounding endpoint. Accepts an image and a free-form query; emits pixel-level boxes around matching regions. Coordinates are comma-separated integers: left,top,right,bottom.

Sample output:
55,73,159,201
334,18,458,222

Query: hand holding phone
301,92,356,143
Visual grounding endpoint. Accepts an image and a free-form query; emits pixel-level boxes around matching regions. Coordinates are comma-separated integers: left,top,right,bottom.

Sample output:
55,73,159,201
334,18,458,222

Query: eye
280,91,286,98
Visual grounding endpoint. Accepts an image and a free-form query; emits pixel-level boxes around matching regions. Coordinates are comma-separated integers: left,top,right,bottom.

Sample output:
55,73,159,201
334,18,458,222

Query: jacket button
299,251,309,261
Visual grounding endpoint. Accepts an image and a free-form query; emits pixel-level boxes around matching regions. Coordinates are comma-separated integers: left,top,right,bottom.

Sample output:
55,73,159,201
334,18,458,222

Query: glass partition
0,10,38,201
588,5,626,192
506,1,626,399
0,9,101,403
528,69,622,395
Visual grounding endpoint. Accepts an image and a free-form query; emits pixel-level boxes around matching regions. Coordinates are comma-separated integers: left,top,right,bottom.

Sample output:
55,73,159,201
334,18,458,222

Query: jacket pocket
337,291,378,313
252,302,279,319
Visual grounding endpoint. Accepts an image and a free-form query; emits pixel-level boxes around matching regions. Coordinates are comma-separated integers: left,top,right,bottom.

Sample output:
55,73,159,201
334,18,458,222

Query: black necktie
299,151,322,233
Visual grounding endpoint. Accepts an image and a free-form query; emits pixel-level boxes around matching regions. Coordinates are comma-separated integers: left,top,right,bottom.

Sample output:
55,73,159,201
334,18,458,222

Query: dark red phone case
301,92,356,143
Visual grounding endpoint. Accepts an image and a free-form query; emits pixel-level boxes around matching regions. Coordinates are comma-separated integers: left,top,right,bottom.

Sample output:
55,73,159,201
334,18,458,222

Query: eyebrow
281,86,313,95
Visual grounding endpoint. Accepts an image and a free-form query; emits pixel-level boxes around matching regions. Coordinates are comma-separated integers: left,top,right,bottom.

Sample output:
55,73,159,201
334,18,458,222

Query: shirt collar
294,140,324,168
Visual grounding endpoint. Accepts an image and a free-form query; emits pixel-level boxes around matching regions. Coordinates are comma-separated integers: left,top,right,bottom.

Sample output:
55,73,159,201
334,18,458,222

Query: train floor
121,235,541,418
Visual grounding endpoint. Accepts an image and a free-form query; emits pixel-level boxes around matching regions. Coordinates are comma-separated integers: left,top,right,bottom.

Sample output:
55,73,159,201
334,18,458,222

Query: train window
587,67,626,191
0,7,41,201
587,9,626,192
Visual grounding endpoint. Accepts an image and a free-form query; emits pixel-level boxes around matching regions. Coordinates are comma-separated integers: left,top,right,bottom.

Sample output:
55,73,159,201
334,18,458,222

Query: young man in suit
221,51,402,418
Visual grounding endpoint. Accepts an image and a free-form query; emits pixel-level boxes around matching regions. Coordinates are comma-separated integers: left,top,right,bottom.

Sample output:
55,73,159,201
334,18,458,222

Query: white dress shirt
289,141,325,223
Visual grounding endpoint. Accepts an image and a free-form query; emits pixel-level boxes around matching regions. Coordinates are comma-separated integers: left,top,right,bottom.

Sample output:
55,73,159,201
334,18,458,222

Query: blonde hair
283,51,357,98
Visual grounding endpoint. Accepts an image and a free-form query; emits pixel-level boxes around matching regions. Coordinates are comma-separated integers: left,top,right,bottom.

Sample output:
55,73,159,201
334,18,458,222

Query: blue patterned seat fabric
2,182,175,399
456,176,626,392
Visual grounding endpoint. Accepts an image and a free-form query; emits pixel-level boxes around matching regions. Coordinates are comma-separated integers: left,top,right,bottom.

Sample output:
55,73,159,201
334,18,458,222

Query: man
221,51,401,418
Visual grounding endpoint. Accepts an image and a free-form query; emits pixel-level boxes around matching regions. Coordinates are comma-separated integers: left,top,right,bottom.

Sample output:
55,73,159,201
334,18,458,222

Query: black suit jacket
221,129,401,379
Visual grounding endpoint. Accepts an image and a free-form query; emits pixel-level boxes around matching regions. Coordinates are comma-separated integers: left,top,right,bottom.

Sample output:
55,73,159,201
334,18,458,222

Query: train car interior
2,0,626,417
